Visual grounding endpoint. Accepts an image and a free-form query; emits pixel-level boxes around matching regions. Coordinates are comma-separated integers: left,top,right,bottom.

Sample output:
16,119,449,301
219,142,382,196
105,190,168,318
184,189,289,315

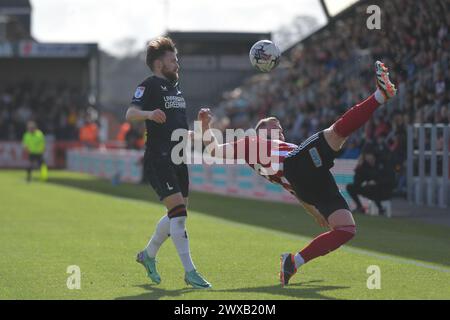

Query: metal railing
407,124,449,208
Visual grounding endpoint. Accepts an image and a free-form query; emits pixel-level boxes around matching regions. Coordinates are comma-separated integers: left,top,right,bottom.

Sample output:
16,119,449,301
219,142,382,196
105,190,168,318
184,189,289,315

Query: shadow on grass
210,280,349,300
115,284,192,300
115,280,348,300
47,175,450,267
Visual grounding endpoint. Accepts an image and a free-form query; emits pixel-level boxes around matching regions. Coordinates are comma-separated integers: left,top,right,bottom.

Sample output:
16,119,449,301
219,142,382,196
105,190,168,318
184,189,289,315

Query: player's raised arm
125,105,166,124
198,108,247,160
197,108,217,154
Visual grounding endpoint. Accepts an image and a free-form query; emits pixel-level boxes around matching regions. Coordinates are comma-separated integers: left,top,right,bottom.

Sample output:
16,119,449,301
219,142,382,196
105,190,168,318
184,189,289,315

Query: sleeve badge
134,86,146,99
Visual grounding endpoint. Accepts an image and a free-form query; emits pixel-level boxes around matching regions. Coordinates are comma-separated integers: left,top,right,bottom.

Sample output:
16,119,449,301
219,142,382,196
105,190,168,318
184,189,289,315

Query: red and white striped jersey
231,136,298,195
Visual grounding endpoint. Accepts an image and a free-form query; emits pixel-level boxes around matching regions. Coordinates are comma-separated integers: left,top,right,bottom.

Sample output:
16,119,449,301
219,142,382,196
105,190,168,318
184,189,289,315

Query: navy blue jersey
131,76,188,158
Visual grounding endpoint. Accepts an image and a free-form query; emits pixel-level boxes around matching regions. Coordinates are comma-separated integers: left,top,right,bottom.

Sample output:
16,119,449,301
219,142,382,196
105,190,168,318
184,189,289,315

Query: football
249,40,281,73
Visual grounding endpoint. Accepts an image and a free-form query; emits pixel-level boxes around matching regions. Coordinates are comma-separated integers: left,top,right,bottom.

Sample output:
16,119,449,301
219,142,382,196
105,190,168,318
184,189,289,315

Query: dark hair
146,37,177,71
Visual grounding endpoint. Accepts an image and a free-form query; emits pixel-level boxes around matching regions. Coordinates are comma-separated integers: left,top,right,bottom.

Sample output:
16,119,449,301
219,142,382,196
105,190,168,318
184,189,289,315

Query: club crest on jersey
161,85,168,91
134,86,145,99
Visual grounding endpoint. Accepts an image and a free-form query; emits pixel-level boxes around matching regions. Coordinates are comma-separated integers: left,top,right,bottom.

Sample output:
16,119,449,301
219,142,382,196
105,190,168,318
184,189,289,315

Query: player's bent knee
328,209,355,228
334,224,357,237
324,126,347,152
167,204,187,219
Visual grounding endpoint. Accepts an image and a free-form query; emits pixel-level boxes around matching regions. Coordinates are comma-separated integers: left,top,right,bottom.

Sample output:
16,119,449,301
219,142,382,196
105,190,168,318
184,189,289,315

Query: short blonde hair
255,117,280,131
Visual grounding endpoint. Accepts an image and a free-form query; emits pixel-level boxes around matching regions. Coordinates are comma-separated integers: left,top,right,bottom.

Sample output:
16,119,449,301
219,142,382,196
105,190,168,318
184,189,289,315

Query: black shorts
144,154,189,201
29,154,44,167
284,131,349,219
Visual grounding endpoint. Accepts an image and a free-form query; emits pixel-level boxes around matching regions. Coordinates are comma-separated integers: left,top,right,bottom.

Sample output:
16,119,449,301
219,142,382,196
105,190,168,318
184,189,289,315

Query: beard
162,65,179,83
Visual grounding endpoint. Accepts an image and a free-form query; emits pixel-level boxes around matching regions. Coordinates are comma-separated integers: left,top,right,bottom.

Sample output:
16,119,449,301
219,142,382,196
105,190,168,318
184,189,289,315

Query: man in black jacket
346,146,395,215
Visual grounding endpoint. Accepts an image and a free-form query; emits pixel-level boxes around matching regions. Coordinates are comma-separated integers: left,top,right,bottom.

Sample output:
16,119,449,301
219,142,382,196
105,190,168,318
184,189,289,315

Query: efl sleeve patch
134,86,146,99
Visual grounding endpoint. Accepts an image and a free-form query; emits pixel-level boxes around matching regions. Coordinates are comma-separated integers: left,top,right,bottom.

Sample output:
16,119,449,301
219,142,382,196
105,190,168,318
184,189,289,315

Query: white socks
294,253,305,269
170,216,195,272
145,215,170,258
145,214,196,273
374,89,386,104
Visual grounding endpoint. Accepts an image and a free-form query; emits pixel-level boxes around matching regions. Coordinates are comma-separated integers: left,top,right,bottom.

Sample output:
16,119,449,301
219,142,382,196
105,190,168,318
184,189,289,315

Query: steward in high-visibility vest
22,121,48,182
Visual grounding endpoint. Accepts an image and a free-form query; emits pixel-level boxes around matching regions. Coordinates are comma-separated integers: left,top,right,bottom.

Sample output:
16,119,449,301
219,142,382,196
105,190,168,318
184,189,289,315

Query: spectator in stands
386,111,408,195
116,122,131,144
346,146,396,216
79,117,99,148
0,82,90,142
125,123,145,150
116,122,145,150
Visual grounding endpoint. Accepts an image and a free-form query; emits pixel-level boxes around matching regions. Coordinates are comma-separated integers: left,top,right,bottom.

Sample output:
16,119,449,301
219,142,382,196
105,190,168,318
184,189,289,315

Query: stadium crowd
0,82,97,142
214,0,449,195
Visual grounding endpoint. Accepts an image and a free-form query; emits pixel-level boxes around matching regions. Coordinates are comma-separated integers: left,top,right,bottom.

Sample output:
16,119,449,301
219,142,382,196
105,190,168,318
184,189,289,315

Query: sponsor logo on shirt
164,96,186,109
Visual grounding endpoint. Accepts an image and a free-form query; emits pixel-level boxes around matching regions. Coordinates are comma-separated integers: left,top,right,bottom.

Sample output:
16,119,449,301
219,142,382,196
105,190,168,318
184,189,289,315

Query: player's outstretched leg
281,210,356,286
280,62,393,286
325,61,397,151
136,215,171,284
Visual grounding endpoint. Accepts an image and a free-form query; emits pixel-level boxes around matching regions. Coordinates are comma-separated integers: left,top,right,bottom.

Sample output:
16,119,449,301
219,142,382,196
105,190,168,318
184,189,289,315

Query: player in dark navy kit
126,37,211,289
199,61,397,286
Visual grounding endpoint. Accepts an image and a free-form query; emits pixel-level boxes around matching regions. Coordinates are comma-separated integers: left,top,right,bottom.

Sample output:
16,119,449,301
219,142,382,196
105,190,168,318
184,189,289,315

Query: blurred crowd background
0,82,89,141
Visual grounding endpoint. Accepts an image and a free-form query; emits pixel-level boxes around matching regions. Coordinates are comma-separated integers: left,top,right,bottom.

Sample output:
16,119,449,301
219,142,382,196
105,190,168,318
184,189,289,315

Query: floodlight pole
164,0,170,33
319,0,331,21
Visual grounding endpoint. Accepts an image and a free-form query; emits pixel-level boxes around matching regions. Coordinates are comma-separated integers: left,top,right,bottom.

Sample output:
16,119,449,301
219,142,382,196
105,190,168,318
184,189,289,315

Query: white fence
407,124,450,208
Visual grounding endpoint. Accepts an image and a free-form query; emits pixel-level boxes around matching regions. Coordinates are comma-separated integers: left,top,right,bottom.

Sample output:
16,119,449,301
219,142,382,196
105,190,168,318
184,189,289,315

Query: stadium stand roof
0,0,32,40
0,0,30,7
168,31,271,43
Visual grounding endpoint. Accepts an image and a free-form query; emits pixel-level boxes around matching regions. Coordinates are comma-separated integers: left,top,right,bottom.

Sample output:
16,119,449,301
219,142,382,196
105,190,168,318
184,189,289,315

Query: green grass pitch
1,170,449,300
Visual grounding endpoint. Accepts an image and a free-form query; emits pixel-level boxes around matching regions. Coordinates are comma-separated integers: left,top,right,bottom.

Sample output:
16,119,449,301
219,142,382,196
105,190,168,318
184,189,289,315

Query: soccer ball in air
249,40,281,73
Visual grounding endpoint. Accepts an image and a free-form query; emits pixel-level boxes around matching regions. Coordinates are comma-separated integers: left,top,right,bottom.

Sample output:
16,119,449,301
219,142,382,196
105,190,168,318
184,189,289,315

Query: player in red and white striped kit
199,61,397,286
230,133,299,195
